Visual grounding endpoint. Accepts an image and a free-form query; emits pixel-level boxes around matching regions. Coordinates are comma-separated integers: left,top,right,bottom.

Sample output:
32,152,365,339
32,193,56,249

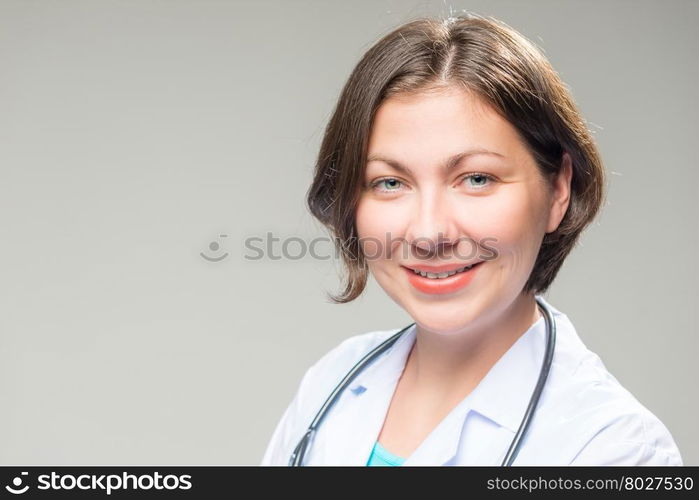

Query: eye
461,172,496,189
370,177,404,193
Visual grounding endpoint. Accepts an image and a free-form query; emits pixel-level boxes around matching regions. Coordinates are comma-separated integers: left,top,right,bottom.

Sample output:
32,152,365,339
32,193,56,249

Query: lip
402,261,484,295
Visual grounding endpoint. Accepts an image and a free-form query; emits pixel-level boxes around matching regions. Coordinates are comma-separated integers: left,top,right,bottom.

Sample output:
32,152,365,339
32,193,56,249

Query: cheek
354,199,375,237
355,199,406,257
461,190,547,259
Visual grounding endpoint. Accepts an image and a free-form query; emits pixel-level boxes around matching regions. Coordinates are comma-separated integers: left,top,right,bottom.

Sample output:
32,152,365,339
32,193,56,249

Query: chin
404,303,478,334
413,317,475,336
401,288,488,327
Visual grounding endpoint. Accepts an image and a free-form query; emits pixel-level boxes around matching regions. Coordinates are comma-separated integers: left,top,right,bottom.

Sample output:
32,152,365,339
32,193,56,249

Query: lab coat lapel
400,401,473,466
313,325,417,465
317,376,398,465
466,309,549,436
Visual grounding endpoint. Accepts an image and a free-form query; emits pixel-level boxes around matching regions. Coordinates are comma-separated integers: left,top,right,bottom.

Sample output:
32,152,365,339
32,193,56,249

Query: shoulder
260,327,400,465
540,312,683,465
568,356,683,465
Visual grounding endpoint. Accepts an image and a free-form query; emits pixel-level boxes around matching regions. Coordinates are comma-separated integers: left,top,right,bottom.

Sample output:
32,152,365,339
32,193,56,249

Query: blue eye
371,178,403,192
462,173,495,189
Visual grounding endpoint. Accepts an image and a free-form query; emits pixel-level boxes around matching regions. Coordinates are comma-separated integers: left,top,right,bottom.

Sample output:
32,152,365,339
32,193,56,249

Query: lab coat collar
344,294,558,465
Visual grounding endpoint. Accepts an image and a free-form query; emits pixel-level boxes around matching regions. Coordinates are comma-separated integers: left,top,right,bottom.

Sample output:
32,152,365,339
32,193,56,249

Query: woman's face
355,87,571,334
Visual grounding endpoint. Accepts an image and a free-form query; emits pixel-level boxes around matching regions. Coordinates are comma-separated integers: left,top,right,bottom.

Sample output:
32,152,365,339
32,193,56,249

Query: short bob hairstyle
306,12,606,303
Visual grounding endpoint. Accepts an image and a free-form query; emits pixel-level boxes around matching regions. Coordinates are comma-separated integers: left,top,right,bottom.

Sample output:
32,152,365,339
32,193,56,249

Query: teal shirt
366,441,406,466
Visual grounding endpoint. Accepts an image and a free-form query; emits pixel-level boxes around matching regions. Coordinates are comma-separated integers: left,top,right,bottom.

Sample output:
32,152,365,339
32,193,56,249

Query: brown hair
306,12,606,303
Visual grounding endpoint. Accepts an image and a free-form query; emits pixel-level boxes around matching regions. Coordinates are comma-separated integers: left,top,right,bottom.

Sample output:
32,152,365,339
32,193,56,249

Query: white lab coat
261,295,683,466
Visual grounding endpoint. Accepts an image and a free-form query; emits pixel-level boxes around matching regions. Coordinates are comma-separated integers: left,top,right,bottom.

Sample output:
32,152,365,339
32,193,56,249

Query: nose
403,188,460,257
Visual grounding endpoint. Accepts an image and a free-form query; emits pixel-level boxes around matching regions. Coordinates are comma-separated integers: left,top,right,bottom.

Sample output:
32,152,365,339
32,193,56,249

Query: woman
261,13,683,466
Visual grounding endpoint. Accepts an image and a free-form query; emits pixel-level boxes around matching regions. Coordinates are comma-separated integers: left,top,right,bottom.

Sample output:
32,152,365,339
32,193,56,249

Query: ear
546,151,573,234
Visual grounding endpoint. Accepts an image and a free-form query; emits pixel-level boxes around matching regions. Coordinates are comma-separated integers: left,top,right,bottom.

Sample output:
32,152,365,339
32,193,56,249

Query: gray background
0,0,696,465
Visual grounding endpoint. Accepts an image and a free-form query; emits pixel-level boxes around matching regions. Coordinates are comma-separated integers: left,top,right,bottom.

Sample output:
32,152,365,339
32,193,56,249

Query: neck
404,291,542,403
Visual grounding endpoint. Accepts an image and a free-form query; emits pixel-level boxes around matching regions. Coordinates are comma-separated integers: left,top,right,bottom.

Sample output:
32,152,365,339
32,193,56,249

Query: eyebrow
365,148,505,176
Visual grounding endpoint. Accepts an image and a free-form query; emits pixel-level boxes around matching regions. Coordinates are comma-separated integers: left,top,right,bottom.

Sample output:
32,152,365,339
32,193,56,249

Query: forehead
367,87,528,164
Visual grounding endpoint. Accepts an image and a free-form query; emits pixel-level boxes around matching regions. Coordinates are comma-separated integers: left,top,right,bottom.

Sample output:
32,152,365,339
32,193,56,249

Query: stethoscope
289,295,556,466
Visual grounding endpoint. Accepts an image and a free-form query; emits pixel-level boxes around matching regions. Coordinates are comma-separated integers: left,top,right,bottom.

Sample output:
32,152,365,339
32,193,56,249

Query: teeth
413,264,474,279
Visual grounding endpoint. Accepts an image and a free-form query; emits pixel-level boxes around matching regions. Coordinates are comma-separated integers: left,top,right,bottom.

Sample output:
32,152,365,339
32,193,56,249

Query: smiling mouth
405,262,482,279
